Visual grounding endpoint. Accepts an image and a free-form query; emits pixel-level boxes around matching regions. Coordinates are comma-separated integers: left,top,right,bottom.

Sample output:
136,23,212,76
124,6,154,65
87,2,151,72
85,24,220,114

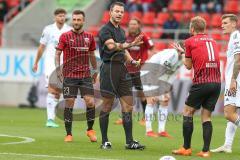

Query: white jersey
40,23,71,82
224,30,240,107
141,49,182,95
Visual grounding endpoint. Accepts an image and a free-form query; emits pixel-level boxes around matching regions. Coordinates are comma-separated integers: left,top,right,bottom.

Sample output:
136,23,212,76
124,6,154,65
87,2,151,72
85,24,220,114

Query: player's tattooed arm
104,35,143,51
230,53,240,94
232,53,240,80
32,44,45,72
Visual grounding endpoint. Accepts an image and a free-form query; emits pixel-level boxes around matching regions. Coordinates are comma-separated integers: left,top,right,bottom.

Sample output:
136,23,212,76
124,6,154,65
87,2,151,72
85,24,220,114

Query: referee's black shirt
98,21,126,63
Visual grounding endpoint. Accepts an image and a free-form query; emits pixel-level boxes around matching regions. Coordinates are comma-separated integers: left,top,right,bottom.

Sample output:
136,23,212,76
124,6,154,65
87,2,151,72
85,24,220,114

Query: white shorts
224,84,240,107
44,58,60,88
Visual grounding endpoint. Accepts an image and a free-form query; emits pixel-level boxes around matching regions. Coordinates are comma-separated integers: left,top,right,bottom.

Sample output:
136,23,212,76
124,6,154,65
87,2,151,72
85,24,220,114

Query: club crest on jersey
84,38,90,44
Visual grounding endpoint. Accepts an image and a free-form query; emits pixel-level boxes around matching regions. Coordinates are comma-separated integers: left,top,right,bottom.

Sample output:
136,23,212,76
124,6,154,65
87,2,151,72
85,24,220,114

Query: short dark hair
72,10,85,18
54,8,67,15
110,1,125,11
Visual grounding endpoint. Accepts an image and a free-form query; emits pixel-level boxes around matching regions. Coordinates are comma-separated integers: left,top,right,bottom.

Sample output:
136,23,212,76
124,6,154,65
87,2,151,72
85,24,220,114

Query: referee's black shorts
185,82,221,112
63,77,94,99
100,62,132,98
130,72,143,91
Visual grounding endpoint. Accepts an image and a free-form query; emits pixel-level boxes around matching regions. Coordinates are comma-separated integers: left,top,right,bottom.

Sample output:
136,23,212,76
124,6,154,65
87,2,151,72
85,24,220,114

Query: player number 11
206,41,215,62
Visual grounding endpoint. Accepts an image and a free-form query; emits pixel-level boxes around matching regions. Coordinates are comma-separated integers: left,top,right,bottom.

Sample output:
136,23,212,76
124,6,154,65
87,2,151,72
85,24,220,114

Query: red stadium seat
101,11,110,24
198,13,210,22
210,33,222,40
155,42,167,51
156,13,169,26
224,0,238,13
142,12,155,25
143,26,155,37
173,13,182,22
210,14,222,28
130,11,142,20
87,26,99,37
182,0,193,11
151,32,162,39
121,12,129,25
168,0,183,11
7,0,20,8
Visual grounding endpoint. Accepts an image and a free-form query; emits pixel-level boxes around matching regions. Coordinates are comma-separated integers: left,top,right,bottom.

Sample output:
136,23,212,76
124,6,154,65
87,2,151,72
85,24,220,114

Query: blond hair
190,16,206,33
222,14,238,23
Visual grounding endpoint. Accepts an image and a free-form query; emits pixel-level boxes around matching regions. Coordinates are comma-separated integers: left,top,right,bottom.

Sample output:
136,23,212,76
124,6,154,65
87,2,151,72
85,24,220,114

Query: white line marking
0,152,122,160
0,134,35,145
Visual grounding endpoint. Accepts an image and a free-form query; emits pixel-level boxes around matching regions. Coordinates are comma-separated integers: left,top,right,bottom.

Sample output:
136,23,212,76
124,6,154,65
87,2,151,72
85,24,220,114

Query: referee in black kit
98,2,145,150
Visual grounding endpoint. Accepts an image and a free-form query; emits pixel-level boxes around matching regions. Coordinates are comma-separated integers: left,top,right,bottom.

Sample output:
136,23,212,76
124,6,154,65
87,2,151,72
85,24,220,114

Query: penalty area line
0,152,123,160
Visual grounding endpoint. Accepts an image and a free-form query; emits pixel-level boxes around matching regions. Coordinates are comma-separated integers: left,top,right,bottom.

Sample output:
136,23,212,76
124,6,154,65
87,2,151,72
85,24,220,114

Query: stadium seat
143,26,155,37
168,0,183,11
173,13,182,22
7,0,20,8
198,13,210,22
210,33,222,40
151,32,162,39
182,0,193,11
87,26,99,37
210,14,222,28
101,11,110,24
120,12,129,25
224,0,238,13
142,12,155,25
155,42,167,51
156,13,169,26
130,11,142,20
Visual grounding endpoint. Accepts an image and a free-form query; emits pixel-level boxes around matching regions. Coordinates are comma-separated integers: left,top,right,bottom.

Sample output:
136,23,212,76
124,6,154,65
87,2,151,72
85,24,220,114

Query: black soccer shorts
63,77,94,98
185,82,221,112
130,72,143,91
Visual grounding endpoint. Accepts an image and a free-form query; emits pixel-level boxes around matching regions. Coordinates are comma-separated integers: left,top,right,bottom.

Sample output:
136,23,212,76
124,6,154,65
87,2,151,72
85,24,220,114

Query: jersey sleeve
56,33,66,51
232,32,240,55
99,27,112,44
39,27,49,45
185,40,192,58
89,35,96,52
143,34,154,49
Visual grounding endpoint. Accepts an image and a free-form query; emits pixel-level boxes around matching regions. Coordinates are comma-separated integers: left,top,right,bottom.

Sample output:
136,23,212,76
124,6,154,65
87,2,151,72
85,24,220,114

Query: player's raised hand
131,34,144,46
172,42,185,54
32,63,38,73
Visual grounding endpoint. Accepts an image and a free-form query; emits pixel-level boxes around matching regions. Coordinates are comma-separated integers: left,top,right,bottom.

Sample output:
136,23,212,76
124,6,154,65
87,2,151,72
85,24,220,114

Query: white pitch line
0,134,35,145
0,152,122,160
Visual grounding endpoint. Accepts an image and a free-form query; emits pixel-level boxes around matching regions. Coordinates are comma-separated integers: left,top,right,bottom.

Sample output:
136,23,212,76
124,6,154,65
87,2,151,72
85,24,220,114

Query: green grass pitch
0,107,239,160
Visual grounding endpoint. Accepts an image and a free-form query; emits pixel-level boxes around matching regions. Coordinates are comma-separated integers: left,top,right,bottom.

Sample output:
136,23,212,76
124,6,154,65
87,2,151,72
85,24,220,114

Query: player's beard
73,24,83,31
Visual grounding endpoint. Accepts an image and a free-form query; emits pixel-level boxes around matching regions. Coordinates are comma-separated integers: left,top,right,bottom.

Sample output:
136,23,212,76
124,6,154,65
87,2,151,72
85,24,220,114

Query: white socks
224,121,237,148
145,104,154,132
158,105,168,133
46,93,59,120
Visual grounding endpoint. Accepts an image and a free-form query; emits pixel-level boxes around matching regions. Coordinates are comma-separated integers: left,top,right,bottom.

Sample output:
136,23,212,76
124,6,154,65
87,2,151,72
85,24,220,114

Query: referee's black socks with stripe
86,107,95,131
99,111,110,144
122,112,133,144
183,116,193,149
202,121,212,152
64,107,73,136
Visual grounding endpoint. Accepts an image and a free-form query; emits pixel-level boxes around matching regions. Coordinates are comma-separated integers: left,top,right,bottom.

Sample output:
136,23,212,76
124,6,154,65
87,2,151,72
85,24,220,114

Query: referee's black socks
99,111,110,144
86,107,95,131
183,116,193,149
122,112,133,144
202,121,212,152
64,107,73,136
